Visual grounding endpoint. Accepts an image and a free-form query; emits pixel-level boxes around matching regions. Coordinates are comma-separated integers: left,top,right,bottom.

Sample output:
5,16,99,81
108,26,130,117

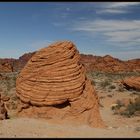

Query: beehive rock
16,41,105,128
121,76,140,91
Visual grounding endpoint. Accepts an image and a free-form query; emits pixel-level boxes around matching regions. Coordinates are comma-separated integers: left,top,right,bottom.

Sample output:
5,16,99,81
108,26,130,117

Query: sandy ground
0,112,139,138
0,117,140,138
0,90,140,138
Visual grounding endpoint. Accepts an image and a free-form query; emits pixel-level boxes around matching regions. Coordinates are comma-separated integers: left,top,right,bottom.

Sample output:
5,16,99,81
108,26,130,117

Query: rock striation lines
16,41,105,128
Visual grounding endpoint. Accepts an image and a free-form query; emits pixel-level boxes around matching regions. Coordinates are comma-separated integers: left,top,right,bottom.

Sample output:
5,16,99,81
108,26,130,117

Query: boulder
121,76,140,91
16,41,105,128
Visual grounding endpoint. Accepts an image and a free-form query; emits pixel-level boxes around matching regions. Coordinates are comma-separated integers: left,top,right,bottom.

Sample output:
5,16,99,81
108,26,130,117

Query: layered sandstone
121,76,140,91
16,41,105,128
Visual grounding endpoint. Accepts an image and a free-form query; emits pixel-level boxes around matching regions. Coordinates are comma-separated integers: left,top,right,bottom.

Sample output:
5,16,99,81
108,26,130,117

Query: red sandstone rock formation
0,52,35,73
0,59,14,73
16,41,105,128
121,76,140,91
80,54,140,73
126,59,140,72
17,52,36,71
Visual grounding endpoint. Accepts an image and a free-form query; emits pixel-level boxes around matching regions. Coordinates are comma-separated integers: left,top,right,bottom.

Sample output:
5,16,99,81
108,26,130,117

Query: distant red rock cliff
80,54,140,72
0,52,140,73
0,52,35,73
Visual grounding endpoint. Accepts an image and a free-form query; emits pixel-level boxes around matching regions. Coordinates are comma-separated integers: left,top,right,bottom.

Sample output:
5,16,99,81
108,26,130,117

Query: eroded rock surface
16,41,105,128
121,76,140,91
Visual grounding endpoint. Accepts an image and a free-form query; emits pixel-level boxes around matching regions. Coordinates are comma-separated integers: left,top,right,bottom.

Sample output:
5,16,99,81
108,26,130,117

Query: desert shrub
100,80,110,89
134,127,140,132
94,71,101,77
121,104,136,117
111,105,119,112
3,90,8,96
12,75,17,87
116,99,124,108
109,85,116,90
12,75,17,81
117,86,125,92
113,96,140,117
11,95,18,101
1,73,18,93
6,101,17,110
111,100,125,112
107,94,112,98
131,92,140,96
99,96,105,99
6,80,11,91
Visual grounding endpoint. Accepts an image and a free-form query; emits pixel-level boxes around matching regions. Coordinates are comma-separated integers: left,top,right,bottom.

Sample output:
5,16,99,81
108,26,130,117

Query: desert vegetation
0,72,18,119
87,71,140,93
111,96,140,118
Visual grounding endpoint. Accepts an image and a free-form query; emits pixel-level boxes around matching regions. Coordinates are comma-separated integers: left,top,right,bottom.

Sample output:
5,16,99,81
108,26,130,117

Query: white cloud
96,9,128,14
108,2,140,8
72,19,140,44
71,18,140,60
96,2,140,14
105,30,140,43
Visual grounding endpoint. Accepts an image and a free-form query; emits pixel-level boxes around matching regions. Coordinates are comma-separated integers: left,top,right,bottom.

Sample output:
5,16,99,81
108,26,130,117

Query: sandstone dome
16,41,85,106
16,41,105,128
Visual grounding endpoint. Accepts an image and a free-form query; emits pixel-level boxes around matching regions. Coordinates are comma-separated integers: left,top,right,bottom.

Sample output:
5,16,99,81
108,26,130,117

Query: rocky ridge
0,52,140,73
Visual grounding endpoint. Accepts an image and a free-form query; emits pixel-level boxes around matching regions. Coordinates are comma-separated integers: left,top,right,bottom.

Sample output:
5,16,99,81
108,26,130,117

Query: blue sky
0,2,140,60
